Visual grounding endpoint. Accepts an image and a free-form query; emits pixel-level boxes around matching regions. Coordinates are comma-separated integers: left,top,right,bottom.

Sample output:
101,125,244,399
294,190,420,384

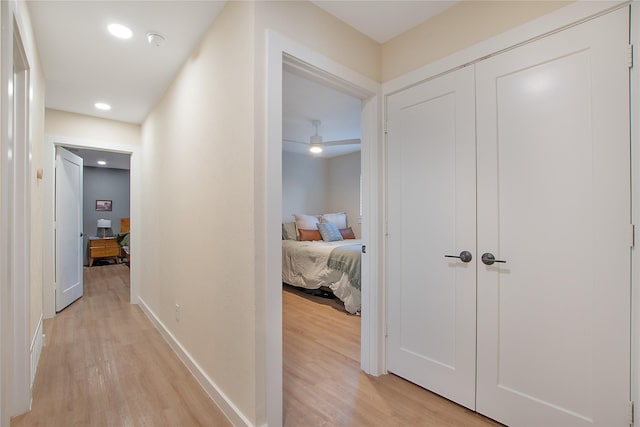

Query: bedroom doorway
45,138,136,318
281,66,365,418
278,50,381,423
264,34,381,426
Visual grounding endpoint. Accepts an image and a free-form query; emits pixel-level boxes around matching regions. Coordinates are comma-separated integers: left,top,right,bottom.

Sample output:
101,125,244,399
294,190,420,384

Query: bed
282,213,362,314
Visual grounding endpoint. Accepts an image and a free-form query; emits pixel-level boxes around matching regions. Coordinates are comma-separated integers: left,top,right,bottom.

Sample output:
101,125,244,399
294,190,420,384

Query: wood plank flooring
11,265,501,427
283,285,502,427
11,264,231,427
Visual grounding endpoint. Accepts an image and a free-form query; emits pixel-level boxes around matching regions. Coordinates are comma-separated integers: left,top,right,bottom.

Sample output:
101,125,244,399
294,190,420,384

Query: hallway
11,264,230,427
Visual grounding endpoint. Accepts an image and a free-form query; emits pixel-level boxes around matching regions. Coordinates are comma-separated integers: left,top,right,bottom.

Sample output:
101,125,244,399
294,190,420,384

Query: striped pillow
317,222,343,242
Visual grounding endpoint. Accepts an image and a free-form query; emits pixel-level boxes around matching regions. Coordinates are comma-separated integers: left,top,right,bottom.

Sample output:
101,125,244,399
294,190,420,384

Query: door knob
444,250,472,263
481,253,506,265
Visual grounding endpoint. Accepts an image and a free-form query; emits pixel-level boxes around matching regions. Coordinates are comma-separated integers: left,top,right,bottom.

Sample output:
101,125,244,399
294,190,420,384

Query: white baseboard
30,315,44,391
137,297,254,427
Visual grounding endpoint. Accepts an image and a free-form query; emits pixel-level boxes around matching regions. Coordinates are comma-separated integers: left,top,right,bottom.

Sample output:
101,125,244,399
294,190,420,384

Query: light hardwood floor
12,265,501,427
283,285,502,427
11,264,231,427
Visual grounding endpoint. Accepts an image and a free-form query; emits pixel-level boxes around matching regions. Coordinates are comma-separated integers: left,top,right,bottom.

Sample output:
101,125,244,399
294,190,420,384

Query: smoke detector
146,32,166,47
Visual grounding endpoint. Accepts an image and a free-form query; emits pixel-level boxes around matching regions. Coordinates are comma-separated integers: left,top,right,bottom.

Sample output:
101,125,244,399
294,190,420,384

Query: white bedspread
282,239,362,314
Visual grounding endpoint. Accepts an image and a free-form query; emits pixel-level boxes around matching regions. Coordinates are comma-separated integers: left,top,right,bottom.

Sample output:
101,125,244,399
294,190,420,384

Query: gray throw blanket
327,244,362,290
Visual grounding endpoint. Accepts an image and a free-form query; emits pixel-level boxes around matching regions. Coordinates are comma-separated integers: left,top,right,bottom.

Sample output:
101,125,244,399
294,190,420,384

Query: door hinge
628,400,634,425
362,245,367,254
632,224,636,249
629,44,634,69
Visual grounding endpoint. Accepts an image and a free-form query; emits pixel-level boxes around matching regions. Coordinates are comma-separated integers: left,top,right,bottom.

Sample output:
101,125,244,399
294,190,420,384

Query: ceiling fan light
310,145,323,154
309,120,323,153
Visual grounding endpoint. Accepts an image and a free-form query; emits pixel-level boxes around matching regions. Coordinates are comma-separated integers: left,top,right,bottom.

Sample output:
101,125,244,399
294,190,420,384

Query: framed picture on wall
96,200,112,211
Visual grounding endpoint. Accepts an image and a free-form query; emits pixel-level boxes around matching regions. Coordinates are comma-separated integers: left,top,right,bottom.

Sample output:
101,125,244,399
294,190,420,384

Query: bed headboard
120,217,130,234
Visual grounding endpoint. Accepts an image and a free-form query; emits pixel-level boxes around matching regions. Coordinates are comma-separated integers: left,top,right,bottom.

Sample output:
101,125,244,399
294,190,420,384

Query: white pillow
320,212,347,229
293,213,320,231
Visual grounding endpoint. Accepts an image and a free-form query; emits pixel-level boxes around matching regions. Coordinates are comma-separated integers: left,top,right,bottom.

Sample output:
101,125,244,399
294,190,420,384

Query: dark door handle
444,250,472,263
481,253,506,265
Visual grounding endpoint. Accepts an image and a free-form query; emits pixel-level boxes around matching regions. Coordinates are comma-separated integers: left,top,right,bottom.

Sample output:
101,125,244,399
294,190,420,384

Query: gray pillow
317,222,343,242
282,222,298,240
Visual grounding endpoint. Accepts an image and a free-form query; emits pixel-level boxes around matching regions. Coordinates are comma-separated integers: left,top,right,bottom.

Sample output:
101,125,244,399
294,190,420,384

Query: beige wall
382,1,571,82
255,0,381,82
45,109,141,146
140,1,258,423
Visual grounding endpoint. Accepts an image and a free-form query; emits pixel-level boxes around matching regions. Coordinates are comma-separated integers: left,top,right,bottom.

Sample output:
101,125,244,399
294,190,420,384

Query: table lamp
97,219,111,238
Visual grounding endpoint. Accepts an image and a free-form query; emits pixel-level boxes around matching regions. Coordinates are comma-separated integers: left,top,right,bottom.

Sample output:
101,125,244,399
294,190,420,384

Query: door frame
43,135,141,319
1,0,32,421
383,0,638,420
263,31,382,426
630,2,640,422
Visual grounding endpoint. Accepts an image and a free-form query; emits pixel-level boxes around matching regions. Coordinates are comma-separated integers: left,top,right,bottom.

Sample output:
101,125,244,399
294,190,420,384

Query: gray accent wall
83,166,130,265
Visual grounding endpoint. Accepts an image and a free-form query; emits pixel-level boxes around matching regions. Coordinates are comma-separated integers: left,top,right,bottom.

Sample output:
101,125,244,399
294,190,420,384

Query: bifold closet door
475,7,630,427
386,66,477,410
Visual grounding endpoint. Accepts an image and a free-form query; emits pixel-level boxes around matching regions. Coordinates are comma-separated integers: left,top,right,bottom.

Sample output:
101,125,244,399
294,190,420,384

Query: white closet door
387,66,477,409
475,8,630,427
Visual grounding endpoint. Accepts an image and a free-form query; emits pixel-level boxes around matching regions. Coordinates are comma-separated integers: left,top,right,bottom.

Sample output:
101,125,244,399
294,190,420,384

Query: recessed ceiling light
94,102,111,111
108,23,132,39
97,160,107,166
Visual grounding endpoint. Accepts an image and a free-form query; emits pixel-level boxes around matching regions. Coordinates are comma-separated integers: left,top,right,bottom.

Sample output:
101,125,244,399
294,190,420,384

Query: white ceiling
63,147,131,170
28,0,226,124
27,1,458,162
283,70,362,158
311,1,458,43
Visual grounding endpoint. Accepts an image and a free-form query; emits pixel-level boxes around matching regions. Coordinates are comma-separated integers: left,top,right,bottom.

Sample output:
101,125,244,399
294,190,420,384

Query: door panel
55,147,83,312
387,66,477,409
475,8,630,426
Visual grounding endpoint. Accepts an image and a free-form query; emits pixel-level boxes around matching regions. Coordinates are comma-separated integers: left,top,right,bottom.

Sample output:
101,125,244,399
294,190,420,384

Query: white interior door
475,8,630,426
55,147,83,312
386,66,477,409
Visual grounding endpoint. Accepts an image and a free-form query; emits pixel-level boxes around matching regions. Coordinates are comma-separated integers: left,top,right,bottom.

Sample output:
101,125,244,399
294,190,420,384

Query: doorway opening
61,147,131,269
281,66,364,420
263,34,381,424
44,136,138,319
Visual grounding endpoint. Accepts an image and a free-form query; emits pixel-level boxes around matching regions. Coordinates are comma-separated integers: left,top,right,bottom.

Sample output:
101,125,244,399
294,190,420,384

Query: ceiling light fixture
97,160,107,166
309,120,323,154
108,23,133,39
94,102,111,111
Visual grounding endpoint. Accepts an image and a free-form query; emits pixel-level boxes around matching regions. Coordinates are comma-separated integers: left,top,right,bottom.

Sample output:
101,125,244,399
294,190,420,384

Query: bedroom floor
11,264,231,427
283,285,502,427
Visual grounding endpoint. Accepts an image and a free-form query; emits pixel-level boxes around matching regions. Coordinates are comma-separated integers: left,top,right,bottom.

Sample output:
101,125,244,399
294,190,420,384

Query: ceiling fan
283,120,361,154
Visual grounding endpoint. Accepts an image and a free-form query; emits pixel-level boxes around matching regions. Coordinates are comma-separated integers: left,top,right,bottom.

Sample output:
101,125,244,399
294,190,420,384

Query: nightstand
89,237,120,266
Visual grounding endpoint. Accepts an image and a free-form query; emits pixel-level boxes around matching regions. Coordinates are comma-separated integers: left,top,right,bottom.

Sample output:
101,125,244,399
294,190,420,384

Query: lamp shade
97,219,111,228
